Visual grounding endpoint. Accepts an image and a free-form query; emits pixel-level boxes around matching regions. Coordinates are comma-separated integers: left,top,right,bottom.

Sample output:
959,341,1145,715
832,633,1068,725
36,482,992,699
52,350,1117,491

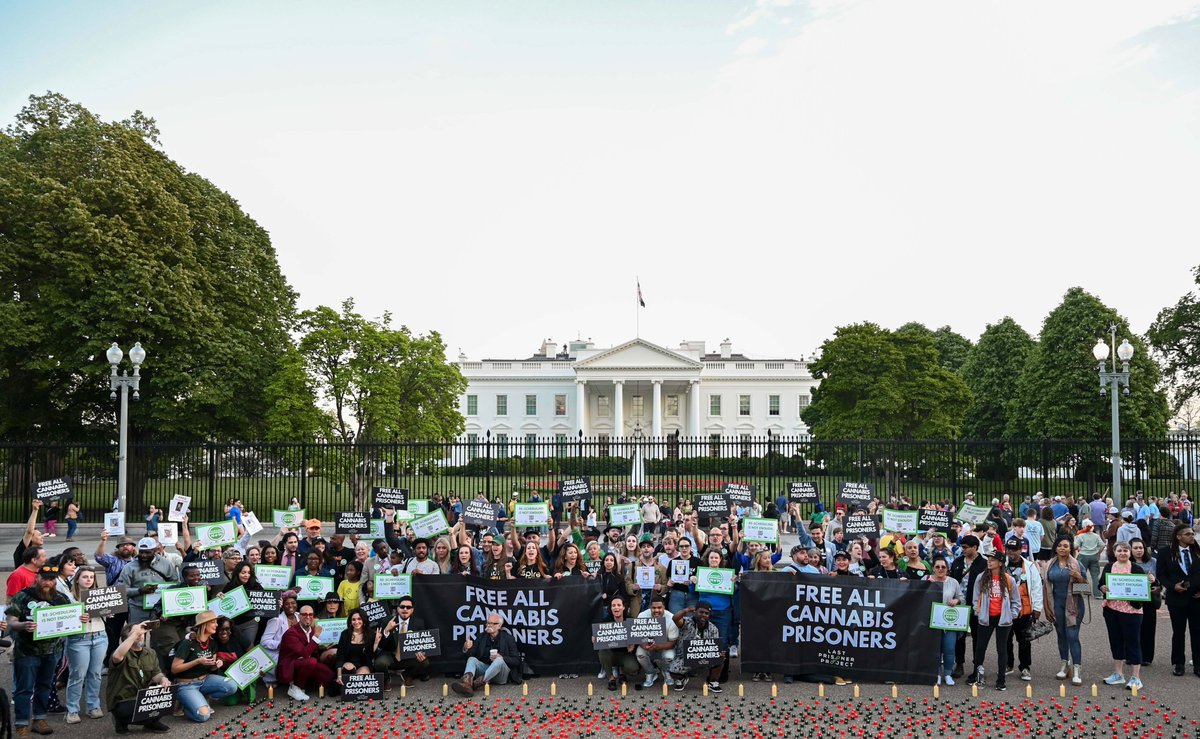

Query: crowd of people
4,487,1199,736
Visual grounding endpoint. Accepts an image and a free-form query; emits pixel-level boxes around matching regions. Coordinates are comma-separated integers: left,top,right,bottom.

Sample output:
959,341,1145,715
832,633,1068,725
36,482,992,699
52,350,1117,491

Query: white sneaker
937,675,942,685
1103,672,1126,686
730,646,739,658
597,669,607,679
66,713,81,724
944,674,955,686
642,674,657,689
287,684,310,701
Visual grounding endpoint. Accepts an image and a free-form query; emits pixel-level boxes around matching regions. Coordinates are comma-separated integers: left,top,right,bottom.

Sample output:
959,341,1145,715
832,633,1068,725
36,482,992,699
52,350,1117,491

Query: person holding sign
65,566,109,723
636,595,680,689
170,610,238,721
223,563,263,647
213,616,256,705
7,564,73,737
106,621,171,734
626,535,667,611
667,603,725,693
1099,542,1146,690
374,597,431,687
926,556,965,685
117,538,181,627
335,608,385,687
594,595,643,691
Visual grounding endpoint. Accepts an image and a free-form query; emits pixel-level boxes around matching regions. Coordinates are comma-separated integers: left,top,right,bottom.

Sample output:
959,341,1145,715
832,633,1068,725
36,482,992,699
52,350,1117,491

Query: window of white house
598,396,611,417
666,394,679,417
709,395,721,415
467,433,479,460
598,434,611,456
709,434,722,457
798,394,811,412
525,395,537,415
739,395,751,416
768,395,780,416
554,394,567,416
631,395,644,420
740,434,752,458
525,433,537,457
496,434,509,458
466,395,477,416
555,434,568,457
496,395,508,416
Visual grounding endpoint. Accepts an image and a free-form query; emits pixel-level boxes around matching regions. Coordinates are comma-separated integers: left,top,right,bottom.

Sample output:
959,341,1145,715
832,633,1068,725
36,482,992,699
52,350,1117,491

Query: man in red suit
278,604,336,701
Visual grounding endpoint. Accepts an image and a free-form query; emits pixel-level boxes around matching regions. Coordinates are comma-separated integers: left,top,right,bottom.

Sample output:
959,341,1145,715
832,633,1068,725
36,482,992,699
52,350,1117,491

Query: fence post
951,439,958,502
1041,440,1050,495
392,438,400,487
674,432,681,509
857,438,865,483
300,442,308,511
206,441,217,520
485,430,492,502
766,430,774,507
1133,438,1143,493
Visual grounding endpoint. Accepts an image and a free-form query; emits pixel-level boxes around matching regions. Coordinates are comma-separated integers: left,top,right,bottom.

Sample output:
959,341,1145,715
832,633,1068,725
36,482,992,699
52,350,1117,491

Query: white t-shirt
636,608,680,641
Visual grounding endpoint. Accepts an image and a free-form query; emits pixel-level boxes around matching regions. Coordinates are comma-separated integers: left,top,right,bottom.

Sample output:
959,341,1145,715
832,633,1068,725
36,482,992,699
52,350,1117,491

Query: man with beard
636,595,680,688
7,564,73,738
106,622,171,734
118,538,181,625
667,603,726,693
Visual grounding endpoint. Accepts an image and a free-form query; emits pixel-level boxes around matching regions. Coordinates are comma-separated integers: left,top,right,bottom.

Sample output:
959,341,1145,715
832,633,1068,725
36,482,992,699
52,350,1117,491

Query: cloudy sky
3,1,1198,361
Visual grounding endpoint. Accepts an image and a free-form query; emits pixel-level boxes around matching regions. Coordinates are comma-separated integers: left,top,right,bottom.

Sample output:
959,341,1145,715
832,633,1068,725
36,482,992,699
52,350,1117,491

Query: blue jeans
12,651,58,726
939,630,957,675
465,655,511,685
67,519,78,539
667,590,697,615
66,631,108,713
1054,601,1083,665
709,608,733,646
176,675,237,722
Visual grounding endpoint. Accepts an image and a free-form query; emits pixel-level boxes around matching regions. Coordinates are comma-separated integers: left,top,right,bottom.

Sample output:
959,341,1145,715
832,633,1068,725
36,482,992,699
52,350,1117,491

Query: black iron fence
2,434,1198,524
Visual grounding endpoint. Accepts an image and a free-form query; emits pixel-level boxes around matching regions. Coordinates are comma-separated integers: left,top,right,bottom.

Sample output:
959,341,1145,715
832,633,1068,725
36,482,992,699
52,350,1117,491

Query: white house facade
455,337,818,456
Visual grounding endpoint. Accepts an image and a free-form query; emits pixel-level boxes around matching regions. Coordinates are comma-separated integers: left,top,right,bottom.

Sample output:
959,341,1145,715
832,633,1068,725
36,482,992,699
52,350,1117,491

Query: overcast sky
4,1,1198,361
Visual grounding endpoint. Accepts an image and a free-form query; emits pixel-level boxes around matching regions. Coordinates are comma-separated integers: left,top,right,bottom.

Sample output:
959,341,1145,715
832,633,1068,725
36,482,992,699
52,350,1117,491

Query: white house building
456,337,818,457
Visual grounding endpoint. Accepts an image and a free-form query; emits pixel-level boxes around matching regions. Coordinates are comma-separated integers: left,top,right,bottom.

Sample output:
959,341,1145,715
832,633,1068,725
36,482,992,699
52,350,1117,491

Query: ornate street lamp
1093,326,1133,507
108,342,147,513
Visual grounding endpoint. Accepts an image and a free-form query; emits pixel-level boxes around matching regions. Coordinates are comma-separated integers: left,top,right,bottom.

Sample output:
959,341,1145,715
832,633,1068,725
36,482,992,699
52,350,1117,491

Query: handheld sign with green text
34,603,85,640
882,509,919,535
209,586,252,619
294,576,335,601
225,646,274,689
254,565,292,591
410,509,450,540
273,509,305,529
742,517,778,544
955,503,992,526
514,502,550,528
930,603,971,631
316,618,348,646
161,586,208,618
374,573,412,600
195,520,237,550
607,503,642,527
696,567,735,595
1105,573,1152,602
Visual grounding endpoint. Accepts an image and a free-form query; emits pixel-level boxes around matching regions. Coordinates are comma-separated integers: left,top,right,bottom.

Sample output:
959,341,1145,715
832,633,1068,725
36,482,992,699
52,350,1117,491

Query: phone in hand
142,620,161,630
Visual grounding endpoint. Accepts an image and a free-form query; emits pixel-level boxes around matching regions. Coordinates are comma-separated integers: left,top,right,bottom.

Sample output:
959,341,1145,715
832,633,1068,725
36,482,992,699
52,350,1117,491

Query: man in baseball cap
7,562,72,737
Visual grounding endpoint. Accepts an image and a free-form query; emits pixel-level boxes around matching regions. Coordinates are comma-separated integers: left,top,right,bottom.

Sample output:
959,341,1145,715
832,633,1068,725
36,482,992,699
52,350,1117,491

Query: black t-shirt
172,637,219,681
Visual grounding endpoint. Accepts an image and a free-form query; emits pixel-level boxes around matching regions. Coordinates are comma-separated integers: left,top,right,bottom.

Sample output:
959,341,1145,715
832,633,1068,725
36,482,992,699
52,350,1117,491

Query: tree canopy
896,322,973,373
0,93,299,442
1008,287,1169,440
1148,263,1200,421
801,322,971,439
960,317,1036,440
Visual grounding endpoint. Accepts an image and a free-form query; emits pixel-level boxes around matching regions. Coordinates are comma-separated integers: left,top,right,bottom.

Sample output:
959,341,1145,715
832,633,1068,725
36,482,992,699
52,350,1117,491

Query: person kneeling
451,612,521,696
667,603,726,694
107,622,171,734
170,611,238,722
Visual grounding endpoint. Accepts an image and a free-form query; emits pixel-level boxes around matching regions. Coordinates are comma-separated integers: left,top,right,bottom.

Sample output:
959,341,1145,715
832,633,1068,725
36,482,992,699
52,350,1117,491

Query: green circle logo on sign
707,571,722,588
177,592,194,607
307,579,322,594
206,526,222,541
944,608,960,624
221,597,235,611
239,657,258,673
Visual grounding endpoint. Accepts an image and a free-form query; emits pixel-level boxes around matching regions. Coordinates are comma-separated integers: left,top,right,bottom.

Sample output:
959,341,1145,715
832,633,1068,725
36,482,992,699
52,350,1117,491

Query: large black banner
411,575,603,675
738,572,940,683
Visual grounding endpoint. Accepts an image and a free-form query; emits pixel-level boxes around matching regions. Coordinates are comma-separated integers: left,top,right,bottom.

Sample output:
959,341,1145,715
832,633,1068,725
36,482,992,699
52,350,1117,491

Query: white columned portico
688,379,701,440
651,380,662,438
613,380,624,441
575,380,587,436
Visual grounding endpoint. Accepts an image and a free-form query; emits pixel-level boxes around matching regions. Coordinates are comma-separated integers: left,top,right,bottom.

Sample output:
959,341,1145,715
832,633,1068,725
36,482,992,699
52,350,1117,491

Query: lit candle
853,684,860,699
818,683,825,698
739,683,745,698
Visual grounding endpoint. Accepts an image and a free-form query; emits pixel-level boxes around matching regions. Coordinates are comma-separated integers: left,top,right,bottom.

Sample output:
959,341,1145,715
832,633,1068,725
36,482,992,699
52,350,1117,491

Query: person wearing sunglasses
375,596,431,687
926,555,964,686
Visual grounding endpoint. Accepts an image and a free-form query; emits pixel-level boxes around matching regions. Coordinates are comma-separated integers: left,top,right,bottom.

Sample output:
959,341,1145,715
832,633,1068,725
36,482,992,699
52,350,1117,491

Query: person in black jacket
334,608,384,687
1157,523,1200,677
373,596,432,687
451,612,522,696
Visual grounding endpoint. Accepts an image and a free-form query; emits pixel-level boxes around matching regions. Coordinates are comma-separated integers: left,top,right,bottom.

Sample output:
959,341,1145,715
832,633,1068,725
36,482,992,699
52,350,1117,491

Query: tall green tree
0,93,298,450
895,322,973,372
1008,288,1169,488
1148,264,1200,418
802,323,971,495
296,300,467,509
961,318,1036,440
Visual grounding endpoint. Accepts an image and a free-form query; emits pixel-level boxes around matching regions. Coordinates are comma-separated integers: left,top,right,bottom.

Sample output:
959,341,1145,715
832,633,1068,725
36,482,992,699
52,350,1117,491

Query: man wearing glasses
375,596,431,687
278,605,335,701
451,612,521,696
